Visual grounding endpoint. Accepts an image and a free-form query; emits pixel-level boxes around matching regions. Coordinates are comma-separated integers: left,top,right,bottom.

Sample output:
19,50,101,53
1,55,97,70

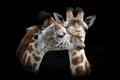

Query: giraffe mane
16,26,39,60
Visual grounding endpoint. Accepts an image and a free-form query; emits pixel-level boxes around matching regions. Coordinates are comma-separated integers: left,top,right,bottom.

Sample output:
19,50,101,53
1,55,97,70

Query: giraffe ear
53,12,65,23
85,15,96,27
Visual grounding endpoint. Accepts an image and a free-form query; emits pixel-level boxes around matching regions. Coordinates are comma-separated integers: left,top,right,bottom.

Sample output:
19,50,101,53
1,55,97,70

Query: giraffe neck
69,48,91,76
19,25,50,72
19,24,87,73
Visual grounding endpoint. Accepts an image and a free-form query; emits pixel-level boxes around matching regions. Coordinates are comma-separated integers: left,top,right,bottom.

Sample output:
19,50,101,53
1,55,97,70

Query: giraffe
53,7,96,76
16,14,85,73
16,7,96,77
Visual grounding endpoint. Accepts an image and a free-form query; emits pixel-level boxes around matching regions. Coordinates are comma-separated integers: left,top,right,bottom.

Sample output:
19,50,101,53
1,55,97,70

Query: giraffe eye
57,32,65,38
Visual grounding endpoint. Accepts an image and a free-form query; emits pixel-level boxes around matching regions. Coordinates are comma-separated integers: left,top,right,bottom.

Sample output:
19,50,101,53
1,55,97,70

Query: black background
5,0,118,80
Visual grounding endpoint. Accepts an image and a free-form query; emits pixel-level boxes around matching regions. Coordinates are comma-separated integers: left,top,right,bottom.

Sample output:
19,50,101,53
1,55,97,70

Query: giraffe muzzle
76,42,85,49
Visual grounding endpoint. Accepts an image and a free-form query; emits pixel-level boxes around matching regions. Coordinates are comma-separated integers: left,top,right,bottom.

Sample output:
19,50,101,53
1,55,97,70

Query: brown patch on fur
54,22,65,32
67,30,82,39
72,32,82,38
34,42,38,48
30,39,35,43
26,45,33,53
85,60,91,71
33,54,41,61
16,44,28,60
75,66,83,73
60,46,63,49
72,54,84,65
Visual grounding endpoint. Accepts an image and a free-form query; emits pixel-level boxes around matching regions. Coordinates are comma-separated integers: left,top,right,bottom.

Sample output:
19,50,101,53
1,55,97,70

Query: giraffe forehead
55,23,63,28
54,23,66,32
67,20,87,35
68,18,87,27
70,18,81,22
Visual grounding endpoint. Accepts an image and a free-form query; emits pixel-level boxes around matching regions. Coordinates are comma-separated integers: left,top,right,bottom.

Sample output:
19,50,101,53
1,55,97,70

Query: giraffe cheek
27,45,33,53
33,54,41,61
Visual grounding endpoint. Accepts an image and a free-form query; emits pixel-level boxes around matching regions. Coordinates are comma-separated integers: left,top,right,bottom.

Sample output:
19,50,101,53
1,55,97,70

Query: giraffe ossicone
16,7,96,77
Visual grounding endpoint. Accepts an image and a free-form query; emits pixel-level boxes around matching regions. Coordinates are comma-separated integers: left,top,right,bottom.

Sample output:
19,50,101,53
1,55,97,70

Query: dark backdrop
5,0,117,80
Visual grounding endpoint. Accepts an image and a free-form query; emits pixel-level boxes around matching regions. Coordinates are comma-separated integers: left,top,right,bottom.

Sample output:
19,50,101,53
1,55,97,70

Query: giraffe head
41,16,67,41
65,7,96,41
28,11,67,40
54,7,96,42
16,11,69,72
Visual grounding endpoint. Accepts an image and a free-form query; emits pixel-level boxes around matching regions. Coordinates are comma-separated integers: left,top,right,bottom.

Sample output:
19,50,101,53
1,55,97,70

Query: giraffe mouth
76,42,85,49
